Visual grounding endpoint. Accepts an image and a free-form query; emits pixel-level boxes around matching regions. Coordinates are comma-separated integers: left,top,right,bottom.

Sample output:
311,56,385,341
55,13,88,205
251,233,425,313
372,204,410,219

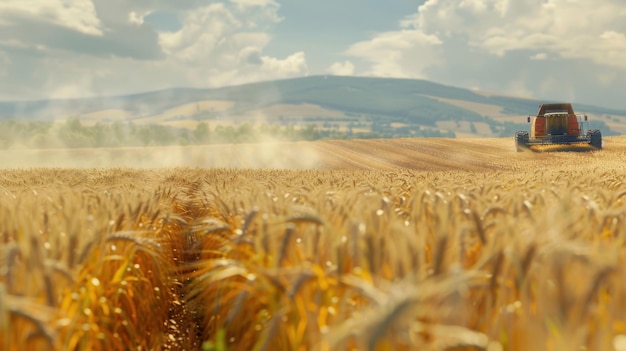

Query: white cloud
530,53,548,60
230,0,278,7
128,11,149,26
158,3,306,86
0,0,103,36
258,51,307,76
229,0,279,9
329,61,355,76
159,4,242,62
0,0,164,60
228,0,282,25
0,1,307,101
406,0,626,69
341,0,626,107
345,30,442,78
592,31,626,66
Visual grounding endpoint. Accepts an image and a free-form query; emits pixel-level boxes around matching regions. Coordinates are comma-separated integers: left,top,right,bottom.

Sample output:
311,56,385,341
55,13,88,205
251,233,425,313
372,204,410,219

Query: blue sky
265,0,420,72
0,0,625,109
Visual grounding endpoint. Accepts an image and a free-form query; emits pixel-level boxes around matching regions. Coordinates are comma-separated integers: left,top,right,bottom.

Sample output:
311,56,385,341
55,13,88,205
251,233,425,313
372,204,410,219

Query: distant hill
1,76,624,138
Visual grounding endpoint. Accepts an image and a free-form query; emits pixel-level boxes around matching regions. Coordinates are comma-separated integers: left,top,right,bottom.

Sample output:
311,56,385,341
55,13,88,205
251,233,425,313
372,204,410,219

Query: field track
1,135,625,170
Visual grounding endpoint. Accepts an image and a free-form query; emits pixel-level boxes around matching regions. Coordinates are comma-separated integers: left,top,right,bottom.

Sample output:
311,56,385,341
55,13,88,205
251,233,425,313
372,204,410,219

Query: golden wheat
0,140,625,350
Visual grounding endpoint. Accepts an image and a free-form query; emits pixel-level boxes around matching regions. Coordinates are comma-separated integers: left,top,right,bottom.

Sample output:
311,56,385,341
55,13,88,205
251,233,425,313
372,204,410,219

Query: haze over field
0,0,625,111
1,135,624,170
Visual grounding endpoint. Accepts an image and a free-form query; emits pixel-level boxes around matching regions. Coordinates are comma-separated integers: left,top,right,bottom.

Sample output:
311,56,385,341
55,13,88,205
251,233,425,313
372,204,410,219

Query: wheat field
2,136,626,350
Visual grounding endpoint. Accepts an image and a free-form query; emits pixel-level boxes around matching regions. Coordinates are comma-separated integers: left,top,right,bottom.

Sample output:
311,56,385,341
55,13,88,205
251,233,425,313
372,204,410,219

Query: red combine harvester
515,103,602,152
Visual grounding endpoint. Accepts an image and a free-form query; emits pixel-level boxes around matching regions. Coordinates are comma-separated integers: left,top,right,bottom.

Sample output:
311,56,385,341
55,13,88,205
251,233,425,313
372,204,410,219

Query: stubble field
2,136,626,351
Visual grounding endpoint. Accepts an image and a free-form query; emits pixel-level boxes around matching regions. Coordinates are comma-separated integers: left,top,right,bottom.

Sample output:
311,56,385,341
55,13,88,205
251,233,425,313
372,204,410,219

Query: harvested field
1,136,623,170
1,136,626,350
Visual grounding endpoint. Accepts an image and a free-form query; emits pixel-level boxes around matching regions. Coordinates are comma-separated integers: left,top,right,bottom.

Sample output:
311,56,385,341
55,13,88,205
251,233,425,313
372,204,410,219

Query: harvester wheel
588,129,602,149
515,131,529,152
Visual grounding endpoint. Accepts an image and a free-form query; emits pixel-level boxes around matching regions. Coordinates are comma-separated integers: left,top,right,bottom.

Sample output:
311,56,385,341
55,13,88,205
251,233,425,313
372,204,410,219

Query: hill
1,76,624,138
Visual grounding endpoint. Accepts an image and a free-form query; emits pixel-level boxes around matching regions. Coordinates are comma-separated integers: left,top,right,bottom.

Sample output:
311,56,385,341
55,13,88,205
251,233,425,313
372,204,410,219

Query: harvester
515,103,602,152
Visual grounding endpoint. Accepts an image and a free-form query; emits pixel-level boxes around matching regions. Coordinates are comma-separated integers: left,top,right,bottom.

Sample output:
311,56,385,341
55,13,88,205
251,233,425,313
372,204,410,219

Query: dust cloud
1,85,325,169
0,141,322,169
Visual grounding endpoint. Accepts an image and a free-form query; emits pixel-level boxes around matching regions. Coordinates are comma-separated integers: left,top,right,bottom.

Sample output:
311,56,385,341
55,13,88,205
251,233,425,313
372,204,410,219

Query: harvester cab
515,103,602,151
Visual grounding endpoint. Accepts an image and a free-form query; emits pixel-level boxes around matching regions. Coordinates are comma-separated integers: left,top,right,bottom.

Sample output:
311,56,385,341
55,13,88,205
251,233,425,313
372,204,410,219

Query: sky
0,0,625,109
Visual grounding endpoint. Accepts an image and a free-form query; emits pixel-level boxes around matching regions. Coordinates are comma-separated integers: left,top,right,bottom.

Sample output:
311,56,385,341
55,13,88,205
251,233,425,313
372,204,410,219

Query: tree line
0,119,456,149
